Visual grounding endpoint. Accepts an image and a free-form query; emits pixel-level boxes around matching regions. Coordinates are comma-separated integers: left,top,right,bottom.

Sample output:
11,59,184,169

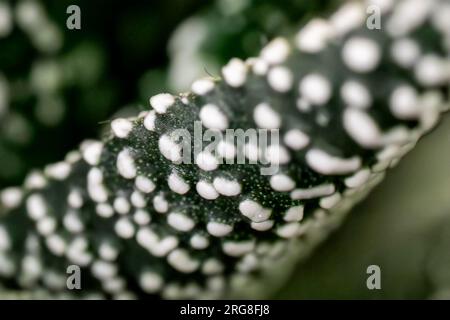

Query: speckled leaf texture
0,0,449,299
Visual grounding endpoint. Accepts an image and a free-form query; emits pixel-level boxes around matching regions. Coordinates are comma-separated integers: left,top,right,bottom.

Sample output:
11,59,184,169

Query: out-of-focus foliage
0,0,204,187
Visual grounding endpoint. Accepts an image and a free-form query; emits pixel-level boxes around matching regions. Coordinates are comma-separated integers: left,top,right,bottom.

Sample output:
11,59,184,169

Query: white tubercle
222,241,255,257
91,260,117,280
0,187,23,209
202,259,224,275
65,151,81,164
135,175,155,194
265,144,291,165
140,271,163,293
207,222,233,237
415,54,449,87
319,193,342,209
239,200,271,223
196,181,219,200
283,129,310,150
167,212,195,232
199,104,229,131
330,2,366,36
251,58,269,75
82,141,103,166
340,80,372,109
276,223,302,238
190,234,209,249
168,172,190,195
342,37,381,73
196,151,219,171
389,85,420,120
25,171,47,189
306,149,361,175
63,211,84,233
111,118,133,138
284,206,304,222
133,209,151,226
222,58,247,88
191,78,215,96
153,194,168,213
343,108,383,148
290,184,335,200
131,191,146,208
117,148,137,179
150,93,175,114
143,110,157,131
36,216,56,237
250,220,274,231
345,169,372,188
136,227,178,257
96,203,114,218
253,103,281,129
391,38,421,68
296,18,332,53
299,73,332,106
217,140,237,160
159,134,182,163
387,0,433,38
270,174,296,192
114,218,135,239
260,37,290,65
167,249,199,273
113,197,130,215
44,162,71,180
45,238,67,262
213,177,241,196
26,194,47,221
87,168,108,203
267,66,293,93
67,190,83,209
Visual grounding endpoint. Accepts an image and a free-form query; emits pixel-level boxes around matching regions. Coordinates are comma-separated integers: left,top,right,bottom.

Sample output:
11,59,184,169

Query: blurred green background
277,116,450,299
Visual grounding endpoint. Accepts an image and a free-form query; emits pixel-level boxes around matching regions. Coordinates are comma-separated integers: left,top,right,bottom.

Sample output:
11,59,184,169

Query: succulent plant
0,0,449,299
